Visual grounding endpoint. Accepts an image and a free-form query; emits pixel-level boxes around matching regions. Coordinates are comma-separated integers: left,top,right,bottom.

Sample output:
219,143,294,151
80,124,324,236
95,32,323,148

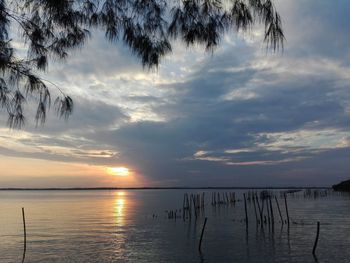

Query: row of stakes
174,191,290,227
166,191,321,255
165,192,206,220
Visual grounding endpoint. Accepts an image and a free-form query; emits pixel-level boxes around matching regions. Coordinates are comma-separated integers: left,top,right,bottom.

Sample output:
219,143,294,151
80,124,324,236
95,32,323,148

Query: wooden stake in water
183,194,186,221
244,193,248,227
252,195,258,224
255,194,263,227
269,197,274,226
312,221,320,255
193,195,198,218
22,207,27,263
284,194,290,225
189,195,192,220
275,196,284,224
22,208,26,247
198,217,208,252
266,198,271,225
183,194,185,208
201,192,205,208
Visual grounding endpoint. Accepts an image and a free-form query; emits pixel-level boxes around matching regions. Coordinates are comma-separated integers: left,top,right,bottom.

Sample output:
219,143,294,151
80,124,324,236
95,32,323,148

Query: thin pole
266,198,271,225
183,194,186,209
198,217,208,252
269,197,274,226
261,197,265,221
255,194,263,226
22,207,27,263
312,222,320,255
274,196,284,224
22,208,27,248
252,196,258,224
183,194,186,221
244,193,248,227
284,194,290,225
201,192,205,208
192,195,197,218
189,195,192,220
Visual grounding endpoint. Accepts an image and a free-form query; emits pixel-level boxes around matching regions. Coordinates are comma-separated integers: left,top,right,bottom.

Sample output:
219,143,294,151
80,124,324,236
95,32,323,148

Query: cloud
2,0,350,187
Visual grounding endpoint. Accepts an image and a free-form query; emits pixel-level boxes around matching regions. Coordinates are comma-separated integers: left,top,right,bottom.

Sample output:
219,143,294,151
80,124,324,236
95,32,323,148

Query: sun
107,167,130,176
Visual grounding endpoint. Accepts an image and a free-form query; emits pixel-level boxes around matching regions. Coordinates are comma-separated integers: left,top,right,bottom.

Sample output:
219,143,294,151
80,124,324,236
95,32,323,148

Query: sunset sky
1,0,350,188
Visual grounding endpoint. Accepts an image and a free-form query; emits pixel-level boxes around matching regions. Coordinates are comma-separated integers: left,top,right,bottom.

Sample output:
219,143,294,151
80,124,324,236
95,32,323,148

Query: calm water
0,189,349,263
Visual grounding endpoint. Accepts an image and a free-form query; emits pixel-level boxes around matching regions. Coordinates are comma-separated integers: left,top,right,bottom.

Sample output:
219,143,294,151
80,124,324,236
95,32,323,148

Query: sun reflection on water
112,191,129,258
114,193,126,227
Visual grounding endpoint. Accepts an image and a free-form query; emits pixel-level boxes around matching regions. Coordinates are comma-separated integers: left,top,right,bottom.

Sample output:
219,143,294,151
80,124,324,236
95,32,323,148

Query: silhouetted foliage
0,0,284,128
333,179,350,192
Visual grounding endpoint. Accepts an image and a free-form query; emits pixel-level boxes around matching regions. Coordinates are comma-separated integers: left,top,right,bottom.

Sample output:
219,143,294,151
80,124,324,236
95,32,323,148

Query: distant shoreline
0,186,331,191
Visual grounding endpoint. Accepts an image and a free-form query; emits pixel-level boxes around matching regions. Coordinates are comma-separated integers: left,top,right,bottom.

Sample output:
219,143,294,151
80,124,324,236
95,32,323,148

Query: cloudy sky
1,0,350,188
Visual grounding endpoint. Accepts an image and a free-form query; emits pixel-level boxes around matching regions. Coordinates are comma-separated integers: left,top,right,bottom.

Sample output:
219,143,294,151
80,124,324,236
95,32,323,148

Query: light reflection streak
112,191,128,257
114,193,126,227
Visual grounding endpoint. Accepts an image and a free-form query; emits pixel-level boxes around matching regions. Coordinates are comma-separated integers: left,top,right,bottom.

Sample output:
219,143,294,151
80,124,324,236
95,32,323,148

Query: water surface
0,189,349,263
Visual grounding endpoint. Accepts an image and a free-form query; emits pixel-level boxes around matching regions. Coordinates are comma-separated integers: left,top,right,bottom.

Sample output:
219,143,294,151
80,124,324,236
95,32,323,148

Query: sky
1,0,350,188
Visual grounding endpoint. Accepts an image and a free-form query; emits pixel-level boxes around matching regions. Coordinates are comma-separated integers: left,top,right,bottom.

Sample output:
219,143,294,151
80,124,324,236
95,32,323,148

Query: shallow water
0,189,349,263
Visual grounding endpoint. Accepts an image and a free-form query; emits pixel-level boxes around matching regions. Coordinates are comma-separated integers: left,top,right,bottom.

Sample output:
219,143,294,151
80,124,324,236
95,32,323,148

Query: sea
0,189,349,263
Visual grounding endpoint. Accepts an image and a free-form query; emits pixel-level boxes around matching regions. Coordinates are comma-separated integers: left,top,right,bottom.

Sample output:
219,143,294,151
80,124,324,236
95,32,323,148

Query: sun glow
107,167,130,176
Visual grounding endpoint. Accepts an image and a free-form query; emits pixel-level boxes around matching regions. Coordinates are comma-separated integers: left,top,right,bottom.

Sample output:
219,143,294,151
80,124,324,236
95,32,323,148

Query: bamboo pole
244,193,248,227
269,197,274,226
266,198,271,225
189,195,192,220
274,196,284,224
22,208,26,248
183,194,186,210
193,195,198,218
284,194,290,225
21,207,27,263
255,194,263,225
202,192,205,208
183,194,186,221
312,222,320,255
198,217,208,252
261,197,265,221
252,195,259,224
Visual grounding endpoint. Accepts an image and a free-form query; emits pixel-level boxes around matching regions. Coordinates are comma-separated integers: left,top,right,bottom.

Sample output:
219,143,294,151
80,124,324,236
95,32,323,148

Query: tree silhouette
0,0,284,128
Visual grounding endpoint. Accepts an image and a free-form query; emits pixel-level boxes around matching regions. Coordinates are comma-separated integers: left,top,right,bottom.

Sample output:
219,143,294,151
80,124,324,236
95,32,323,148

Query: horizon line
0,186,332,191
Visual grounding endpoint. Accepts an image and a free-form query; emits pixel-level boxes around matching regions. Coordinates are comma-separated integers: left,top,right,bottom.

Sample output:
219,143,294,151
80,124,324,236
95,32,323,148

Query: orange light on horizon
107,166,130,176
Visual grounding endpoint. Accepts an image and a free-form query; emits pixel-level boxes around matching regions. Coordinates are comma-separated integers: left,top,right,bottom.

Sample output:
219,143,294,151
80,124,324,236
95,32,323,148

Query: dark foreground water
0,189,349,263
